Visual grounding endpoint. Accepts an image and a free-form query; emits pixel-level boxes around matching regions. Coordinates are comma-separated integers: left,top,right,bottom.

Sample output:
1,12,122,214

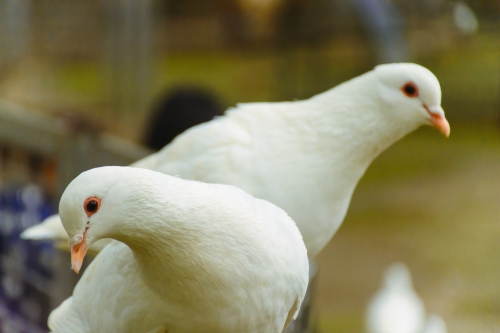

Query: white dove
48,166,309,333
366,263,426,333
23,62,449,259
422,314,448,333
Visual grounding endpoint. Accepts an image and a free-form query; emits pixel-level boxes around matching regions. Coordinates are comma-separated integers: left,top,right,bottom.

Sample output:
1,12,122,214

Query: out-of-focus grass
315,123,500,333
360,123,500,185
51,63,104,99
317,314,363,333
154,51,277,105
423,33,500,122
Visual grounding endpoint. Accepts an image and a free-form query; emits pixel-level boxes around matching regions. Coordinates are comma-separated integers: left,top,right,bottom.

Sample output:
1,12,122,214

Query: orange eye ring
84,197,101,217
401,82,419,98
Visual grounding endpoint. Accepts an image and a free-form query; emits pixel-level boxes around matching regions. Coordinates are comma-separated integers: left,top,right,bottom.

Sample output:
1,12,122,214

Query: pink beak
70,229,88,274
424,105,450,137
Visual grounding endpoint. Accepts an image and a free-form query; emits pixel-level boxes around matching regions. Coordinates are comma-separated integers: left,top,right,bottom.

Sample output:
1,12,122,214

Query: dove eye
401,82,419,98
84,197,101,217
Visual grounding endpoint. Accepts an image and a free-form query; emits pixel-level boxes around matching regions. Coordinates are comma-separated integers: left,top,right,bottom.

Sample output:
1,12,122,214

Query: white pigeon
48,166,309,333
422,314,448,333
366,263,426,333
23,63,449,259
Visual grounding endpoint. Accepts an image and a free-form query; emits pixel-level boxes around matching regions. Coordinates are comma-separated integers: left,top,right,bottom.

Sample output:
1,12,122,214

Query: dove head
373,63,450,137
59,166,138,273
382,262,414,290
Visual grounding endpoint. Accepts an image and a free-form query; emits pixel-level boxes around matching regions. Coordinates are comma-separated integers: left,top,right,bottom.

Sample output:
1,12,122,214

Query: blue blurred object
0,183,56,333
354,0,408,63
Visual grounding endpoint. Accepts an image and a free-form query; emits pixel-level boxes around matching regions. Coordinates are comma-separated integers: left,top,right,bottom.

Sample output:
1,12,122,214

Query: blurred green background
0,0,499,332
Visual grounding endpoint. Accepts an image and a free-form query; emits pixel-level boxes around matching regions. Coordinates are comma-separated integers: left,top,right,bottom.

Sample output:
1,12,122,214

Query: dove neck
104,177,256,302
302,80,418,171
104,178,218,284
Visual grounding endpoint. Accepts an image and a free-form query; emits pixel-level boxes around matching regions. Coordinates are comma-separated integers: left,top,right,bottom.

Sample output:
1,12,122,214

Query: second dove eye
402,82,419,97
84,197,100,216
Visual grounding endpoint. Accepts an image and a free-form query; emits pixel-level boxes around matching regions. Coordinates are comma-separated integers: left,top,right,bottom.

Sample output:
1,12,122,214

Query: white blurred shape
453,1,478,35
2,275,24,299
20,214,64,240
20,211,39,229
422,314,448,333
366,263,426,333
21,184,43,209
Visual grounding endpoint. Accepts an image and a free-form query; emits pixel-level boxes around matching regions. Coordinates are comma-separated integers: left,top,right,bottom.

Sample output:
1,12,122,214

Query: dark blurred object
354,0,408,63
143,87,224,151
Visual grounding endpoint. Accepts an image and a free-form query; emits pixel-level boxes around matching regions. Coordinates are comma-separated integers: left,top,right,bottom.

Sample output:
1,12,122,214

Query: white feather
49,167,309,333
21,214,66,240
